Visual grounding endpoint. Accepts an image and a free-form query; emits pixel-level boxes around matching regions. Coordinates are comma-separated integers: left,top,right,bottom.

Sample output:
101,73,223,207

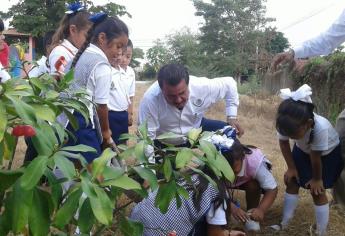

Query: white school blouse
49,39,78,75
28,56,49,78
278,114,339,155
108,66,131,111
124,66,135,97
138,76,239,144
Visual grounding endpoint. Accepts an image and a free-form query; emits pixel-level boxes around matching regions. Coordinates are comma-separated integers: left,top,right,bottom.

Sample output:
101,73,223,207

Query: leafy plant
0,66,235,235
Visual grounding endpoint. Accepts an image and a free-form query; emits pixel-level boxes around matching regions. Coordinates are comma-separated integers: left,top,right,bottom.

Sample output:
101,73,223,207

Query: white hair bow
279,84,312,103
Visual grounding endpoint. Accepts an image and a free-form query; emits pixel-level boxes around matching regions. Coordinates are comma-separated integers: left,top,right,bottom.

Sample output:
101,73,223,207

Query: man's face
162,79,189,110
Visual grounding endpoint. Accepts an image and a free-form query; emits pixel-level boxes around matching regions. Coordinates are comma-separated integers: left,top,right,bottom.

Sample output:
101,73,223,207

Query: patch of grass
238,75,261,95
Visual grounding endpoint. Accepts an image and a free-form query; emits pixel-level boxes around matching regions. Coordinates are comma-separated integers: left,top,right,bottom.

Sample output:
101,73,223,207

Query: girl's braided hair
71,14,128,68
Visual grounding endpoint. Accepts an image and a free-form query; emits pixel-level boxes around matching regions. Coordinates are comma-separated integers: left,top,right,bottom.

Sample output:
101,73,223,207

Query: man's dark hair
157,63,189,89
0,19,4,32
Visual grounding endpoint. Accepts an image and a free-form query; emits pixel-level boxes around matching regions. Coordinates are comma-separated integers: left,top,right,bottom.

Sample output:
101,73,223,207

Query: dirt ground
13,82,345,236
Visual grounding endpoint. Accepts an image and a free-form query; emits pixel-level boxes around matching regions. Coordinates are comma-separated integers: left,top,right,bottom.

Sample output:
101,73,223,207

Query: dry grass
13,82,345,236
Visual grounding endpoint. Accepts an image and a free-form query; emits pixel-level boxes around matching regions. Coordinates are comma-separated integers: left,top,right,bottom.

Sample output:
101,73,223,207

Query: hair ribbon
279,84,312,103
89,12,108,24
65,2,85,15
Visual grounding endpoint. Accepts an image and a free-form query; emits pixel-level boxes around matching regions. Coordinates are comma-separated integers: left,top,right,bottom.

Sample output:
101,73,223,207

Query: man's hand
270,50,295,72
227,118,244,137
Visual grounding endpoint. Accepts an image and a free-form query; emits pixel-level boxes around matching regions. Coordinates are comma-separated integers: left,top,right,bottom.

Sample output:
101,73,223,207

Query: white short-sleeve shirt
138,76,239,144
108,66,131,111
83,44,112,123
28,56,49,78
278,114,339,155
124,66,135,97
49,39,78,75
206,201,227,225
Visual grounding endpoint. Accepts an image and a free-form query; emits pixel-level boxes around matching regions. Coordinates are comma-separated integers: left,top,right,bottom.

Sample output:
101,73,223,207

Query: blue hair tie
89,13,108,24
65,2,85,15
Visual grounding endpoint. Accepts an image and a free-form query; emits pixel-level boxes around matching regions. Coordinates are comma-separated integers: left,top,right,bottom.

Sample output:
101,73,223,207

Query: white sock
314,203,329,236
281,193,299,228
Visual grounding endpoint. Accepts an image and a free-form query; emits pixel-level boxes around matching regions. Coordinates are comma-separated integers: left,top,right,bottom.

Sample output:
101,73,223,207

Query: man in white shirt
271,8,345,207
138,63,243,146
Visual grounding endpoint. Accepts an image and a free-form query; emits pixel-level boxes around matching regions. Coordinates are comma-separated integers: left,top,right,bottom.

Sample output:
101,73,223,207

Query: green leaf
45,169,63,210
187,127,202,146
78,199,95,234
0,100,7,142
163,158,173,181
89,186,113,225
176,184,190,200
103,166,125,180
0,190,14,235
119,133,138,141
80,173,97,199
5,95,36,124
20,155,48,190
29,77,45,91
137,121,148,140
199,140,217,160
92,148,116,178
12,180,34,233
0,132,16,160
119,146,135,160
53,153,76,180
175,148,194,169
62,108,79,130
52,123,66,144
134,140,146,163
61,144,96,153
31,122,58,156
53,187,83,229
45,90,60,100
154,181,177,214
0,169,24,192
215,153,235,183
133,166,158,190
29,188,51,236
119,216,144,236
61,69,74,85
102,175,141,190
58,151,88,168
156,132,185,140
189,167,218,190
31,104,56,122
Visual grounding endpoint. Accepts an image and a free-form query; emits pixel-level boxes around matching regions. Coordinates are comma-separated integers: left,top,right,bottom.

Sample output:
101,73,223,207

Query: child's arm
97,104,115,149
279,140,299,183
306,150,324,195
128,96,134,126
250,188,277,221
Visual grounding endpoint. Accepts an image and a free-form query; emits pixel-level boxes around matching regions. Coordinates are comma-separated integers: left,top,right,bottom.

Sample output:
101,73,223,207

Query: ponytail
48,11,91,56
